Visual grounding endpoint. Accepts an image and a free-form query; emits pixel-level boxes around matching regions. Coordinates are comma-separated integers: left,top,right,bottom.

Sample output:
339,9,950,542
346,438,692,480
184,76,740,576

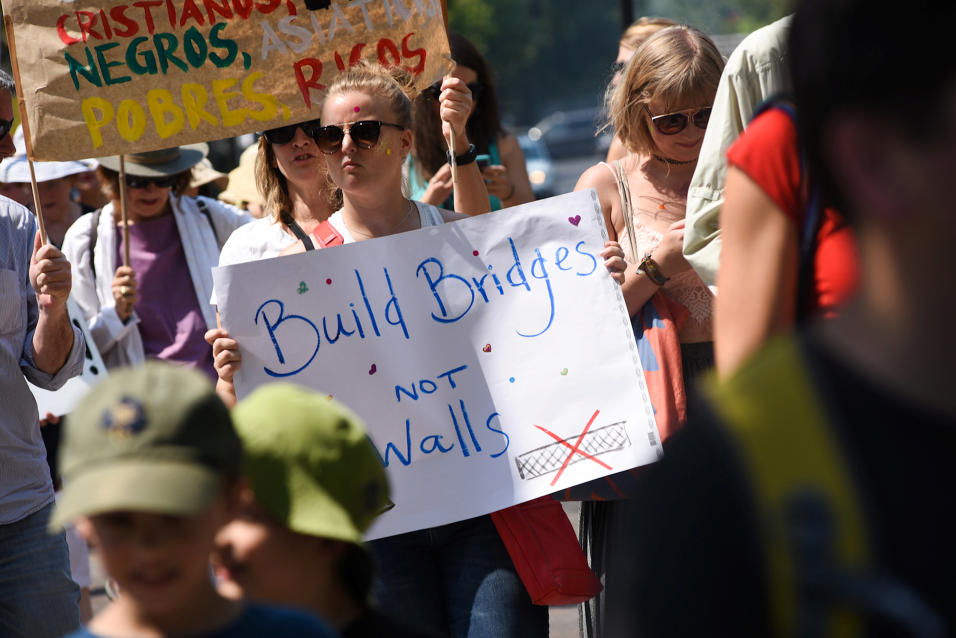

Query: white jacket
62,195,248,369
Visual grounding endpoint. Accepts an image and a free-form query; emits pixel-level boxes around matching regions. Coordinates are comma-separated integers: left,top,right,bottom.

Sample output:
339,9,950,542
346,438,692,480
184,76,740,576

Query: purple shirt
115,214,215,380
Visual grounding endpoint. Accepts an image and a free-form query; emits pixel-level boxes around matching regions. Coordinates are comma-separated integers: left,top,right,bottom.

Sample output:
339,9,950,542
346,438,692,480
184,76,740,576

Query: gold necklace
347,199,416,239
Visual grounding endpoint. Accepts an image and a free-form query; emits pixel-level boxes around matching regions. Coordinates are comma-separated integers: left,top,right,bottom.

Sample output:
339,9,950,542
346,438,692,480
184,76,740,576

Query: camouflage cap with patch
51,362,240,529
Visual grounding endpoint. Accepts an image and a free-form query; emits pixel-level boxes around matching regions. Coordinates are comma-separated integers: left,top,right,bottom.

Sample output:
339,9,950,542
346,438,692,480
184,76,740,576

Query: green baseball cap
232,384,391,544
51,362,240,530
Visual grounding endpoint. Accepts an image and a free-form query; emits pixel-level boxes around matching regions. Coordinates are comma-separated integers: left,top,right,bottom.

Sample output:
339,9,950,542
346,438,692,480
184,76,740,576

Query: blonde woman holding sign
573,25,724,638
208,71,490,405
211,62,626,638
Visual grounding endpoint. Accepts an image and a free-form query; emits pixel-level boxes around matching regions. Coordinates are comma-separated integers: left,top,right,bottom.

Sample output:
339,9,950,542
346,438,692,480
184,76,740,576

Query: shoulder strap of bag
610,160,640,261
310,220,344,248
702,336,869,638
195,198,223,251
280,211,315,251
88,208,102,280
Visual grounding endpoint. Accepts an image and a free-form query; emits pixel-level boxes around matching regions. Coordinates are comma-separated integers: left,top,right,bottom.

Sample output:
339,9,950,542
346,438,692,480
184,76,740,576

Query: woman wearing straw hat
62,144,249,378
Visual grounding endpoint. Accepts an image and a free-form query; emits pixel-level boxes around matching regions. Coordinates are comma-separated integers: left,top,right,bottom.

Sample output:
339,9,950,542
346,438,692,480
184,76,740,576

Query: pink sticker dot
353,106,361,113
473,250,479,256
326,278,332,285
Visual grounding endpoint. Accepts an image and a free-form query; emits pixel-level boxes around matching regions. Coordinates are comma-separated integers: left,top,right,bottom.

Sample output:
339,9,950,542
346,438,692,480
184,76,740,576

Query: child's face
76,493,234,616
212,484,336,608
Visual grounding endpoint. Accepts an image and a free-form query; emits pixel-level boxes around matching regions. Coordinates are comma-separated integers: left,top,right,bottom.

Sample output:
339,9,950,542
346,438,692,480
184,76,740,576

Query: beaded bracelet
638,253,670,286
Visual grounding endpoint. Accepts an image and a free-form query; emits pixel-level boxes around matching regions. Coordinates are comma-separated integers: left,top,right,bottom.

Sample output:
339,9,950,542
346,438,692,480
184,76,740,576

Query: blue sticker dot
509,377,515,383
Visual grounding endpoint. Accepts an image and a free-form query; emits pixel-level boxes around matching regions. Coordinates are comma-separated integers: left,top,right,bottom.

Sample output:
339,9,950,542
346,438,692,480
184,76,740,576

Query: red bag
490,496,603,605
310,220,345,247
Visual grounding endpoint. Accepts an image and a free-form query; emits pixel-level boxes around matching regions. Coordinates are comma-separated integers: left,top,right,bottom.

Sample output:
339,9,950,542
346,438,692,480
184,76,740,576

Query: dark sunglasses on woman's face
646,106,712,135
313,120,406,155
423,81,484,102
263,118,323,145
0,118,13,141
125,175,178,189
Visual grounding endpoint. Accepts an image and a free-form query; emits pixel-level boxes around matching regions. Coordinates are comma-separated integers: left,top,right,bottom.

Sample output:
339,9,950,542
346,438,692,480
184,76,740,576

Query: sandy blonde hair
608,25,724,155
619,16,679,52
324,61,415,130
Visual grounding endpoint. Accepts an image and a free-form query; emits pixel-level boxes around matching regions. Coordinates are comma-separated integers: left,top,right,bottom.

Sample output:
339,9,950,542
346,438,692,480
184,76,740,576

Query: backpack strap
310,220,344,248
195,198,223,251
88,208,102,281
751,95,824,321
702,336,869,638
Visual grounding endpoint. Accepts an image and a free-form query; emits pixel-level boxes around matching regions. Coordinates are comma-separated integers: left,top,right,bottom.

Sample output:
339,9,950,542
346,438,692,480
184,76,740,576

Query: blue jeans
370,514,548,638
0,502,81,638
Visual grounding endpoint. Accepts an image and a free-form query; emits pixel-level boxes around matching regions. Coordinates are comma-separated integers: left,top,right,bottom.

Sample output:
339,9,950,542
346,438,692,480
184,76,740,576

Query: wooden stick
448,122,458,184
118,155,131,267
3,15,48,245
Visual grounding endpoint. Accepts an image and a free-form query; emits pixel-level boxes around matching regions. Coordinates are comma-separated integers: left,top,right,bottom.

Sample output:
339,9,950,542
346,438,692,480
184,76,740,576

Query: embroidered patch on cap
101,397,147,439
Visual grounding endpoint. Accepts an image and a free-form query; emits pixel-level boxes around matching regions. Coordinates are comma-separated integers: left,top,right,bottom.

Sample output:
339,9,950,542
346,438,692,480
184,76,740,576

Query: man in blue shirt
0,69,86,637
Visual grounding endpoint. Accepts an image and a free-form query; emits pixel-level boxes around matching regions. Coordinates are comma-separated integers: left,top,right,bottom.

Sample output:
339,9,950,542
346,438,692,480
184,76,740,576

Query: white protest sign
29,298,108,417
214,190,662,539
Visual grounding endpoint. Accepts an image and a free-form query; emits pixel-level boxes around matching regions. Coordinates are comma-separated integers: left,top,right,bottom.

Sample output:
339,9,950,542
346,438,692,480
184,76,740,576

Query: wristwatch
446,143,478,166
638,253,670,286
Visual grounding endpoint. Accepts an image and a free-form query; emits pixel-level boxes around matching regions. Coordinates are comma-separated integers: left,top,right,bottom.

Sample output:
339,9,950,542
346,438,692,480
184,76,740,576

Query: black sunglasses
646,106,712,135
313,120,405,155
423,81,485,102
125,174,178,189
0,118,12,141
263,118,323,145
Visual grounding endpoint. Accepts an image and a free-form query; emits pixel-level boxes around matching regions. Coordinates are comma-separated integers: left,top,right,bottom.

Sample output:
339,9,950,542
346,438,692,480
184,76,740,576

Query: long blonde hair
607,26,724,156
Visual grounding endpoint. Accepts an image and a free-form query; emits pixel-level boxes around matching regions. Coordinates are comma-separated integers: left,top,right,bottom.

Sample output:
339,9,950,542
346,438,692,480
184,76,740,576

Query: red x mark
535,409,611,486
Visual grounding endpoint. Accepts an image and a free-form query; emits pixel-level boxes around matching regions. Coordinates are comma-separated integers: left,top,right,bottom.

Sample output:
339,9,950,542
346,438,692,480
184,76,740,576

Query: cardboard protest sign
213,191,662,539
1,0,451,160
29,298,108,417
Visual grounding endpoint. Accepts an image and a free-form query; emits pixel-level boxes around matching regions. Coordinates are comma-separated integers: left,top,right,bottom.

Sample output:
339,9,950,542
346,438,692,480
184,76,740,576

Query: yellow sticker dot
386,148,392,155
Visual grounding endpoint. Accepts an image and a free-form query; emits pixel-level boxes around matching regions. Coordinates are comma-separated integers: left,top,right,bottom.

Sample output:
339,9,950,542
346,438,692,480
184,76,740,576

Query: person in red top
714,104,859,375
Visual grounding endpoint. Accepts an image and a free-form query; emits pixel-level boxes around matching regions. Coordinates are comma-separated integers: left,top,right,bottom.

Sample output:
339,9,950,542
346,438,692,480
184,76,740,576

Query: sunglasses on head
313,120,405,155
646,106,712,135
263,118,323,145
423,81,485,102
0,118,12,141
125,174,178,189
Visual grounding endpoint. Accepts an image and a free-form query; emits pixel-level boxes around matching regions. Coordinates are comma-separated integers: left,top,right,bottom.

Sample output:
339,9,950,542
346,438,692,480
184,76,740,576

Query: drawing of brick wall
515,421,630,480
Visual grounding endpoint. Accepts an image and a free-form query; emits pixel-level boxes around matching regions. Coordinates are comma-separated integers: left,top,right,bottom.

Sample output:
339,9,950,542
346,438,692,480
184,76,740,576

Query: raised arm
438,76,491,216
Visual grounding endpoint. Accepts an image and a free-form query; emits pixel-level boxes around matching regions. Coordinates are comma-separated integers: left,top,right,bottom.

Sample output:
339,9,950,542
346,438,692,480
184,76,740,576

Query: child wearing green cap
213,383,434,638
52,362,337,638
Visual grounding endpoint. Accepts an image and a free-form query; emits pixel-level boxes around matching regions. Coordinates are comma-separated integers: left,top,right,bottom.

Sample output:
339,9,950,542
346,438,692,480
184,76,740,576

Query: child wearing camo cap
213,383,435,638
51,362,336,638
